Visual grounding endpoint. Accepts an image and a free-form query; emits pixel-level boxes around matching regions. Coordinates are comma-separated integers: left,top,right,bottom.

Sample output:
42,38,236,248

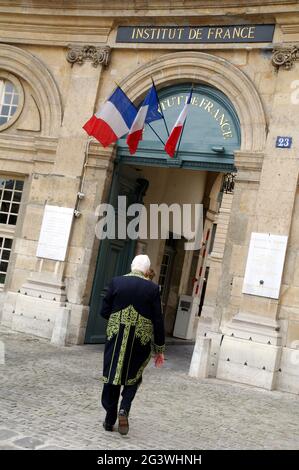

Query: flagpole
148,123,166,147
115,80,166,147
151,77,169,137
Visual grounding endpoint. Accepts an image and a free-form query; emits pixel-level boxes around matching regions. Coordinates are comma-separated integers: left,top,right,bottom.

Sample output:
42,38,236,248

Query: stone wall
0,1,298,394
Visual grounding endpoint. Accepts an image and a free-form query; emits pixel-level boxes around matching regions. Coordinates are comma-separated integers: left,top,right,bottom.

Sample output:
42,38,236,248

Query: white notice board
36,205,74,261
242,232,288,299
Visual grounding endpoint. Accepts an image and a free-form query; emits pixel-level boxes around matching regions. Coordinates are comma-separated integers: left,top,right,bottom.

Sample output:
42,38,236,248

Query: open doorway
85,82,240,344
124,163,213,340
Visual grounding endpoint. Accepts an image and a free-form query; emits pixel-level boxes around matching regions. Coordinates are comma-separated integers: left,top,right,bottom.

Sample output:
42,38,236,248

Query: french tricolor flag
127,83,162,155
83,86,137,147
164,90,193,158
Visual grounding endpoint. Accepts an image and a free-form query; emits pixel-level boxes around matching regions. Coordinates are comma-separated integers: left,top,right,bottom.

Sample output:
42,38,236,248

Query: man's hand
154,353,164,368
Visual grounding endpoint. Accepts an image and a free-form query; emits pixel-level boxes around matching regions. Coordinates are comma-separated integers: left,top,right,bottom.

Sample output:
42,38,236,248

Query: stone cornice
0,5,298,48
0,1,297,16
234,151,264,172
0,135,58,171
88,141,115,159
0,0,296,52
0,134,58,156
0,13,113,46
280,24,299,34
86,143,115,171
234,151,264,184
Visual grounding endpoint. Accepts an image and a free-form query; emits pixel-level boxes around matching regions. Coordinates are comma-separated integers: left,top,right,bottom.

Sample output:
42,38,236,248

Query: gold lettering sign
117,25,274,44
160,95,234,139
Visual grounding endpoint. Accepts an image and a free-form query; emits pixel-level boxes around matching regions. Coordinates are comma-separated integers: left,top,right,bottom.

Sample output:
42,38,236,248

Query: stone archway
0,43,62,136
85,51,267,348
117,51,268,378
119,51,266,153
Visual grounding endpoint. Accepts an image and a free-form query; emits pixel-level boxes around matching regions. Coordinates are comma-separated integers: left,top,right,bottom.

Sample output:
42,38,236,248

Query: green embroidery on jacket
106,311,121,340
106,305,153,345
113,317,130,385
105,304,155,385
121,304,139,326
153,344,165,354
135,316,153,346
125,270,148,280
127,352,152,385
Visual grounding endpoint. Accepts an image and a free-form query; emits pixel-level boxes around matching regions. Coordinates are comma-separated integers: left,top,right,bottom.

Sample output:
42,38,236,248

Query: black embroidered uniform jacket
100,272,165,386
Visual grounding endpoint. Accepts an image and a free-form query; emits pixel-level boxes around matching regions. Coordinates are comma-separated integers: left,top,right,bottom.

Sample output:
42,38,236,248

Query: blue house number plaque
276,136,292,148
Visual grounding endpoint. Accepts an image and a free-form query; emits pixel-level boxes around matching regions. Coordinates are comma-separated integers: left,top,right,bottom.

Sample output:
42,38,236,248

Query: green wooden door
85,164,148,343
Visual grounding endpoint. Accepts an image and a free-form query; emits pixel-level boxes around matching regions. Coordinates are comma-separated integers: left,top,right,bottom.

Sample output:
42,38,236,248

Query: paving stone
0,429,19,440
0,444,21,450
1,325,299,450
37,445,67,450
13,437,45,449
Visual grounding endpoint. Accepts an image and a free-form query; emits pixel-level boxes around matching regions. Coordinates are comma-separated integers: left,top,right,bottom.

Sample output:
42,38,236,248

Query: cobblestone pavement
0,325,298,450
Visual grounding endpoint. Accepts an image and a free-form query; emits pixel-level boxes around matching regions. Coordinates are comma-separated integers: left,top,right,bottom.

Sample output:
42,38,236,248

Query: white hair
131,254,150,274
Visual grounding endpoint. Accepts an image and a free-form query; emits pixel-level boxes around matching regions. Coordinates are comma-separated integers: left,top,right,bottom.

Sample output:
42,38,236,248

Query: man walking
100,254,165,435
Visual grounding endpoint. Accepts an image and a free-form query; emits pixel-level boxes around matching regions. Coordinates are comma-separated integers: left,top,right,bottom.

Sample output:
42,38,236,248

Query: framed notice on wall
36,205,74,261
242,232,288,299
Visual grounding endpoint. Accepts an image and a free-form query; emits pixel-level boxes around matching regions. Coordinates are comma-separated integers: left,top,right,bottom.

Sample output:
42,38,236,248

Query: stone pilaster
190,152,265,380
217,63,299,392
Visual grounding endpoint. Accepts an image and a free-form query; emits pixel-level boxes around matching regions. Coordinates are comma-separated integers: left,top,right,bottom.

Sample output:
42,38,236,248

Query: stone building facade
0,1,299,394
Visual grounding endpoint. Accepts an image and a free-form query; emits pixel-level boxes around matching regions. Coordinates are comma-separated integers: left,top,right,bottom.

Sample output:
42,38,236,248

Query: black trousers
101,380,140,426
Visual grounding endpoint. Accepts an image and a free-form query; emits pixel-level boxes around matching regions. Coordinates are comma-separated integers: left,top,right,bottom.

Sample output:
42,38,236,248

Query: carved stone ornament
272,45,299,70
66,45,111,67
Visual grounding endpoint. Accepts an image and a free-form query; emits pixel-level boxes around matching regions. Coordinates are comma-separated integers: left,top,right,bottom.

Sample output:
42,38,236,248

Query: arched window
0,72,24,131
